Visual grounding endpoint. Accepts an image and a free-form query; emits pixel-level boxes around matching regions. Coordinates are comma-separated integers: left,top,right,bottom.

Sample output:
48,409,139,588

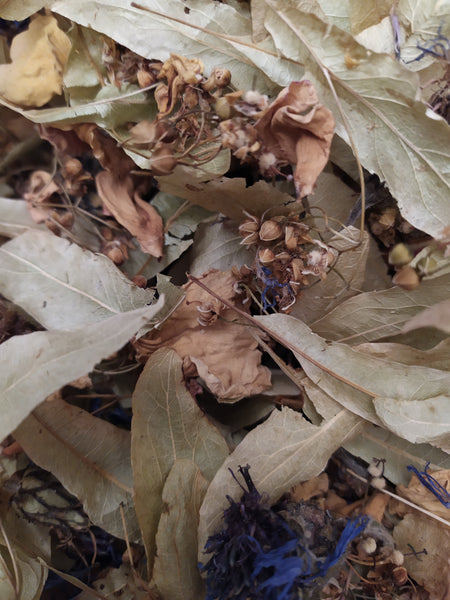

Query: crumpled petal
255,81,335,197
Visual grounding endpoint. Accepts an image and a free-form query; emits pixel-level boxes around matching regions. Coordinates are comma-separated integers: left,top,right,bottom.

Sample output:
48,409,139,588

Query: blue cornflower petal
407,463,450,508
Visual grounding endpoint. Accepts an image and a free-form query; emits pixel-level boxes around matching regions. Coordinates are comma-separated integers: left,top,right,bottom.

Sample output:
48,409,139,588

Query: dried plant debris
0,3,449,600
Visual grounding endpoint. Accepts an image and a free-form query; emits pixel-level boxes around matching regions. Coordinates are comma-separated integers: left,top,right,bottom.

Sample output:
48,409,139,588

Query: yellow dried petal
0,15,71,107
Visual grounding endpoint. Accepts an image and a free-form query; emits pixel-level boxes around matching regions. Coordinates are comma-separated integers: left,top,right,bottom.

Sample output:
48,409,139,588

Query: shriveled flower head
200,465,369,600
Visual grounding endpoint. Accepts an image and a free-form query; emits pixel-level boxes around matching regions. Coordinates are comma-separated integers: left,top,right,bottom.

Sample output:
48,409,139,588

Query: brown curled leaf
255,81,335,197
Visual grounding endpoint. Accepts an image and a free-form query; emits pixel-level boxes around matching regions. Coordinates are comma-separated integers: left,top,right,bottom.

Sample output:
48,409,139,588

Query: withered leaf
255,81,335,197
96,171,164,258
137,269,271,400
131,348,229,573
14,399,140,541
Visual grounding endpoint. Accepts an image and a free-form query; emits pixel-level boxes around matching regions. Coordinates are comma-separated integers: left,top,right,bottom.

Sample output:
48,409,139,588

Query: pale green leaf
345,422,450,486
50,0,303,94
0,300,164,441
310,274,450,344
0,198,45,238
198,407,362,556
189,220,254,275
251,0,450,237
256,314,450,443
14,399,139,541
131,348,229,573
153,460,208,600
0,230,155,329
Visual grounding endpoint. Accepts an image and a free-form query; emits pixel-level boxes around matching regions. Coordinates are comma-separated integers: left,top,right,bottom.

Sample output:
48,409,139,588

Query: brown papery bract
96,172,164,258
136,269,271,401
255,81,335,197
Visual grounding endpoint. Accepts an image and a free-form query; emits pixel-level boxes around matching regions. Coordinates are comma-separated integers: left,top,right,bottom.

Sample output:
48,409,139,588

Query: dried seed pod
259,219,283,242
284,225,298,250
392,266,420,290
258,248,275,264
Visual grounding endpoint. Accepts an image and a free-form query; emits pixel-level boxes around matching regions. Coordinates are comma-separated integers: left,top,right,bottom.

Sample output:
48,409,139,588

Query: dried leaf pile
0,1,449,599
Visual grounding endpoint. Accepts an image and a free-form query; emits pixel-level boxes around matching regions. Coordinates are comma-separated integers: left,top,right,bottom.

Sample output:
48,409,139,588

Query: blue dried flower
200,465,369,600
407,463,450,508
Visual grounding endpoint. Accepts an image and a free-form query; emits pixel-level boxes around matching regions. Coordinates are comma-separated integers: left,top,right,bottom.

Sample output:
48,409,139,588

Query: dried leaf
256,313,450,445
0,300,164,441
0,230,156,329
292,227,371,324
255,81,335,196
0,198,45,238
0,15,71,107
0,545,46,600
49,0,303,94
394,513,450,599
14,399,139,540
397,468,450,521
310,274,450,345
345,422,450,486
96,172,164,258
354,339,450,372
158,167,295,221
153,460,208,600
198,407,362,556
131,348,229,572
189,220,254,276
138,269,271,400
402,299,450,335
0,2,46,20
250,0,450,237
374,396,450,448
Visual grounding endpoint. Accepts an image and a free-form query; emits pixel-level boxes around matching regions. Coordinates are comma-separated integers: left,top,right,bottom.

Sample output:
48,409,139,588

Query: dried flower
200,466,369,600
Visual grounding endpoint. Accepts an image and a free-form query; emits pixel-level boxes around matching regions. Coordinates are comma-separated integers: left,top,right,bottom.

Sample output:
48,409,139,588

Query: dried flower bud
371,477,386,490
392,566,408,586
150,145,177,176
368,462,384,478
63,158,83,178
258,248,275,264
203,67,231,92
214,97,232,120
137,68,156,88
106,247,125,265
132,275,147,288
59,211,74,229
259,220,283,242
258,152,277,175
388,243,413,266
358,537,377,556
392,266,420,290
